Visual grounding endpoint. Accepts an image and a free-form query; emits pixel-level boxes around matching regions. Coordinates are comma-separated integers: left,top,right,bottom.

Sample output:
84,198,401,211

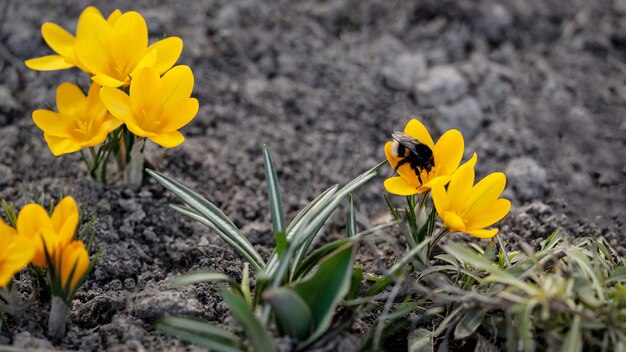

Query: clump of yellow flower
384,119,464,195
432,155,511,238
32,82,122,156
25,6,183,88
0,222,35,287
100,66,198,148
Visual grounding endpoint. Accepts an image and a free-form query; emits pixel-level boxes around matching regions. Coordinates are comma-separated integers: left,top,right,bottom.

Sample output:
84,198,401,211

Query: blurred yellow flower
384,119,465,195
16,197,78,267
100,66,198,148
432,155,511,238
25,7,121,72
0,222,35,287
32,82,122,156
58,241,89,292
75,10,183,87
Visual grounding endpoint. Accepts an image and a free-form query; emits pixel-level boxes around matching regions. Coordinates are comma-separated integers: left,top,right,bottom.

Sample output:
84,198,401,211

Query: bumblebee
390,131,434,185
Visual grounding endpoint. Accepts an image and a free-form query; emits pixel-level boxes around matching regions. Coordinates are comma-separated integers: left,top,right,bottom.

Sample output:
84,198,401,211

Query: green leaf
169,271,243,296
291,238,352,280
561,315,582,352
157,316,242,352
263,146,286,236
263,287,314,340
454,310,486,339
383,193,401,221
222,289,275,352
566,247,604,299
169,204,264,271
408,328,433,352
607,266,626,283
346,193,356,237
275,232,288,258
294,243,355,346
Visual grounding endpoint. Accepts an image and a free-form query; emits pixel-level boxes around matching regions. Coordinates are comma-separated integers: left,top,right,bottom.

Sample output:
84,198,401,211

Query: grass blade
263,146,286,236
263,287,314,340
222,289,275,352
157,316,242,352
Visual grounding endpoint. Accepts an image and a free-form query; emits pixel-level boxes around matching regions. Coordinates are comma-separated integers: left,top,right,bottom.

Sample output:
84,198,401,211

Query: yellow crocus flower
74,10,183,87
58,241,89,292
432,156,511,238
384,119,465,195
16,197,78,268
32,82,122,156
25,6,121,72
0,222,35,287
100,66,199,148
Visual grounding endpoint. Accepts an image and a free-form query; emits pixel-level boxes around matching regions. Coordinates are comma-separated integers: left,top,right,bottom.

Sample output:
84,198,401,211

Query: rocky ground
0,0,624,350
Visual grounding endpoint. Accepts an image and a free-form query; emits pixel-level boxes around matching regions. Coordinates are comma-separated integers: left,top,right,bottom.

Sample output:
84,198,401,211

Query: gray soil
0,0,624,351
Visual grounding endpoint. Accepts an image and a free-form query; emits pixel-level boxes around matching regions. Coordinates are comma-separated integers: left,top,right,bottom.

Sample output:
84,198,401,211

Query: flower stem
428,227,449,257
48,296,69,340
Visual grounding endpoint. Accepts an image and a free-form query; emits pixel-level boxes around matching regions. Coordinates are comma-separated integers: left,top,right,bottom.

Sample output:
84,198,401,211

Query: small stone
0,164,14,186
436,97,484,140
381,53,427,91
12,332,53,349
415,65,468,106
505,157,548,202
0,86,19,111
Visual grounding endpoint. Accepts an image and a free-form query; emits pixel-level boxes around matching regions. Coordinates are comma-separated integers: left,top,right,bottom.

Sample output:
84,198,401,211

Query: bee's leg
391,158,408,176
416,171,423,186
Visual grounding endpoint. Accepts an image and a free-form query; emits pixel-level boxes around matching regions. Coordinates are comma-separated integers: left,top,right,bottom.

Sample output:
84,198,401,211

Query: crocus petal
16,204,54,241
384,176,420,196
160,65,194,109
467,172,507,210
125,120,157,138
446,162,475,211
41,22,75,58
75,12,112,75
107,9,123,25
111,12,148,73
56,82,86,116
25,55,74,71
0,238,35,287
443,211,465,232
384,142,420,184
92,74,126,88
149,37,183,75
84,83,108,118
404,119,435,150
431,183,447,218
51,197,78,245
160,98,199,132
44,135,83,156
465,228,499,239
434,129,464,176
60,241,89,292
419,175,451,191
32,110,75,138
465,199,511,230
100,87,133,123
130,67,162,116
129,50,157,78
149,131,185,148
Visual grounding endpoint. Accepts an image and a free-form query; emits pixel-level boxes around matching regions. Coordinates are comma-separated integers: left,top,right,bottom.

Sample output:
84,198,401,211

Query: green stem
428,228,450,257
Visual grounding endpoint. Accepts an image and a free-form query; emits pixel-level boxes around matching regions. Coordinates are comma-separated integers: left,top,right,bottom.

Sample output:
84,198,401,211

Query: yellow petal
446,162,475,211
100,87,133,123
130,49,157,78
125,120,157,138
84,83,108,118
44,135,83,156
149,37,183,75
25,55,74,71
149,131,185,148
111,12,148,74
107,9,123,25
56,82,86,116
404,119,435,150
0,221,17,239
92,74,126,88
81,6,103,18
431,183,447,219
130,67,162,115
434,129,463,176
160,98,199,132
41,23,75,58
465,199,511,230
0,238,35,287
75,12,112,75
32,110,75,138
419,175,451,191
383,176,420,196
467,172,506,210
51,197,78,245
161,65,194,109
60,241,89,292
443,211,465,232
384,141,420,184
465,228,498,239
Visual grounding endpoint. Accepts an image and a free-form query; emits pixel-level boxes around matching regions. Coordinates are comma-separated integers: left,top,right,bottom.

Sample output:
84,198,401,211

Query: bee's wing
392,131,421,155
